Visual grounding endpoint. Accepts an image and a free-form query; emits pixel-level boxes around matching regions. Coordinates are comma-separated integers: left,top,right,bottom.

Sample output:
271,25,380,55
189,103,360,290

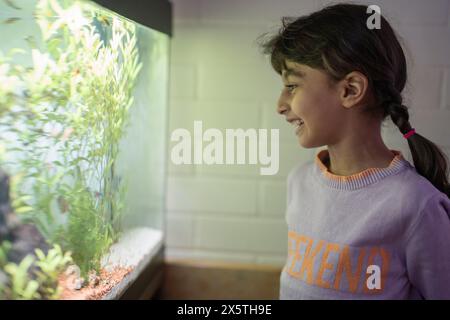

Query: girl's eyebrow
282,68,306,80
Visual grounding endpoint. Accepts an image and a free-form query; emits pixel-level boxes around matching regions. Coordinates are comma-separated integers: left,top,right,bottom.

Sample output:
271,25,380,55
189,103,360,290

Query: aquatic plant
0,241,11,268
3,255,40,300
1,243,72,299
0,0,142,278
34,244,72,299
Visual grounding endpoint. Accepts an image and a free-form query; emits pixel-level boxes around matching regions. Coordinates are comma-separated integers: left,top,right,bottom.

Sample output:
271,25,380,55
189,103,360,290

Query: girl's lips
295,121,304,135
288,119,304,134
286,118,304,126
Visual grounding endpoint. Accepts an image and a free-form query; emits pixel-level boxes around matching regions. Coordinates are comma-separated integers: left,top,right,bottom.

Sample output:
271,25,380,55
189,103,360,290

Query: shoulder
390,164,450,232
393,164,446,203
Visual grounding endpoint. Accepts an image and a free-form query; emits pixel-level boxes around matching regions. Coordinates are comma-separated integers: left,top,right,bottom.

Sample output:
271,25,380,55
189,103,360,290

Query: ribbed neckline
313,149,411,190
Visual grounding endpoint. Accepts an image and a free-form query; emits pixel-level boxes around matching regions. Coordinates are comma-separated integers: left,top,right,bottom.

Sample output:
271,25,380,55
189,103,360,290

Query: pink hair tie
403,128,416,139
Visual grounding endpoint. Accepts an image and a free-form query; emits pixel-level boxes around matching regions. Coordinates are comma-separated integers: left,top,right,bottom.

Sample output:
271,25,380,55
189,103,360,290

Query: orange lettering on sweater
287,232,309,279
285,231,391,294
300,239,324,285
287,231,297,276
333,245,366,293
315,242,340,289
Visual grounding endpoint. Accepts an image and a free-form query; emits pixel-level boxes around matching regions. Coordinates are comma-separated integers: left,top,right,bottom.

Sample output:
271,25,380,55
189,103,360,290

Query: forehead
281,61,307,80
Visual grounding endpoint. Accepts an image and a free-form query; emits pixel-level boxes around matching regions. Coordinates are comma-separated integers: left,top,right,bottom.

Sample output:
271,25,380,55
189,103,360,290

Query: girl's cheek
291,99,303,114
293,95,308,114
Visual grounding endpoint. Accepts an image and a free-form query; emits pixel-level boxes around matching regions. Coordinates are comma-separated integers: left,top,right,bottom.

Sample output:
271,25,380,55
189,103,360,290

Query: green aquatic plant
0,0,142,279
34,244,72,299
0,242,12,299
1,243,72,300
4,255,40,300
62,177,114,275
0,241,12,268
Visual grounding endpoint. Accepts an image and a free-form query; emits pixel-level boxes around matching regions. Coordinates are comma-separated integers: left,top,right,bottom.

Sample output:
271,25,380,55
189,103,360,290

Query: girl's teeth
291,120,304,130
293,120,304,134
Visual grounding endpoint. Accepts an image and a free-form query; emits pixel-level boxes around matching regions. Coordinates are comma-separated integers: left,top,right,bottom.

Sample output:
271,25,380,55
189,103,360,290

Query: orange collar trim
314,149,409,189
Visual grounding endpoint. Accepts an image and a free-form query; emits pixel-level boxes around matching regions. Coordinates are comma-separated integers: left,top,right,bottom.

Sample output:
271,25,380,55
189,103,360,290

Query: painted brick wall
165,0,450,267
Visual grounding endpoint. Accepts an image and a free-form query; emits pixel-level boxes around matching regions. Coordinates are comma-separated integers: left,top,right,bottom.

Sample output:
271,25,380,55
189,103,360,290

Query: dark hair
257,3,450,197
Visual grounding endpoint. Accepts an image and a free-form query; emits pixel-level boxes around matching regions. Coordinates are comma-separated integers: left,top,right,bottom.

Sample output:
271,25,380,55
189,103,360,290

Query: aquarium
0,0,170,299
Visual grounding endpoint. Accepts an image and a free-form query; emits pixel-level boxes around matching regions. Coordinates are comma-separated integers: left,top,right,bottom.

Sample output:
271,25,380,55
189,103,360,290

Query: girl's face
277,60,346,148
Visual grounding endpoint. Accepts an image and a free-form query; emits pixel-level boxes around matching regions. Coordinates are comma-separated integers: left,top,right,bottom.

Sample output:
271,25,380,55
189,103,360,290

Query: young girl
259,3,450,299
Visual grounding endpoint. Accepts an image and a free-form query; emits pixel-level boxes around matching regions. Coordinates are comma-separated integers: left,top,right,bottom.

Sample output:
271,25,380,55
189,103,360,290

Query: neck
326,122,395,176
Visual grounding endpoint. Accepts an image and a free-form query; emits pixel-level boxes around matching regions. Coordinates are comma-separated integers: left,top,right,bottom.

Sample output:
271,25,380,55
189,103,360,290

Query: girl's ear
339,71,369,109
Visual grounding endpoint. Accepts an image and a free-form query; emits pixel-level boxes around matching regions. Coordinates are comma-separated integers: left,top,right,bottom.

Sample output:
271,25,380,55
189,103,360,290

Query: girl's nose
277,98,289,115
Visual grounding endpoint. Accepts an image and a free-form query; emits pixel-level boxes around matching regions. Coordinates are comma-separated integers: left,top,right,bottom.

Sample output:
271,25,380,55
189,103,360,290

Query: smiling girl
259,3,450,299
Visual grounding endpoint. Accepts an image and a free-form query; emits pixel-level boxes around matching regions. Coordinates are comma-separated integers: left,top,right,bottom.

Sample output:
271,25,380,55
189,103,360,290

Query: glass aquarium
0,0,169,299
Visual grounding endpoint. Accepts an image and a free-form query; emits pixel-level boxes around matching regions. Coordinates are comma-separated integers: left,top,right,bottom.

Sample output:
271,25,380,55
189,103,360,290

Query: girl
258,3,450,299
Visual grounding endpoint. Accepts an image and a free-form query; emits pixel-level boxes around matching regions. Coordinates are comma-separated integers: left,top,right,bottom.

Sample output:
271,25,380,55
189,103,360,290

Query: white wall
165,0,450,267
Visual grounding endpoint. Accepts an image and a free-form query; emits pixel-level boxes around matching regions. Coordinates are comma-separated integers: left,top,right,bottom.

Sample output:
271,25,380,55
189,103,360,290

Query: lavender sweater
280,149,450,300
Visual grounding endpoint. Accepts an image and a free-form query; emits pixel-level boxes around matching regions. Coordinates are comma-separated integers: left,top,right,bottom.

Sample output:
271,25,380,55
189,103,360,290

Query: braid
386,102,412,135
375,81,411,134
382,94,450,197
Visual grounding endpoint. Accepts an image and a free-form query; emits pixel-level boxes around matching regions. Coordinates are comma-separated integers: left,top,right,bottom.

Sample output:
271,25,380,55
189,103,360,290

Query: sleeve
405,192,450,299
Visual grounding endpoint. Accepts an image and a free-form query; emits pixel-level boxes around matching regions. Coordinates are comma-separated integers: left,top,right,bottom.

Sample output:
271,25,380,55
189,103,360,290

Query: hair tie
403,128,416,139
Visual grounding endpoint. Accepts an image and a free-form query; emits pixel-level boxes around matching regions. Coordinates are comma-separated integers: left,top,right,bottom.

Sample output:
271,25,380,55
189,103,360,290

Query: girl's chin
296,130,319,149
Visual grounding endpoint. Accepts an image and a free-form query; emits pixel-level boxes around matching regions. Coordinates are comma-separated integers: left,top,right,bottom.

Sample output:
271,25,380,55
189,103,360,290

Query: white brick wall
166,0,450,267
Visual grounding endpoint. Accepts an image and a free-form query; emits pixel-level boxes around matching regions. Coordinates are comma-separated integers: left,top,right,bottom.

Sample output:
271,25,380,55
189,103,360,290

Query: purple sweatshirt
280,149,450,299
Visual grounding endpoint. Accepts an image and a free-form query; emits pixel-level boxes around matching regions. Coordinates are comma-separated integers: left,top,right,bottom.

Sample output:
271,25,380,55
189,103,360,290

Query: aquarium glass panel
0,0,168,299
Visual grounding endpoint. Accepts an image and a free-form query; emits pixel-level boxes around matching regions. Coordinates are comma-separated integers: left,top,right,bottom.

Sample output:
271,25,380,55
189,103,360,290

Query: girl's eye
285,84,297,93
